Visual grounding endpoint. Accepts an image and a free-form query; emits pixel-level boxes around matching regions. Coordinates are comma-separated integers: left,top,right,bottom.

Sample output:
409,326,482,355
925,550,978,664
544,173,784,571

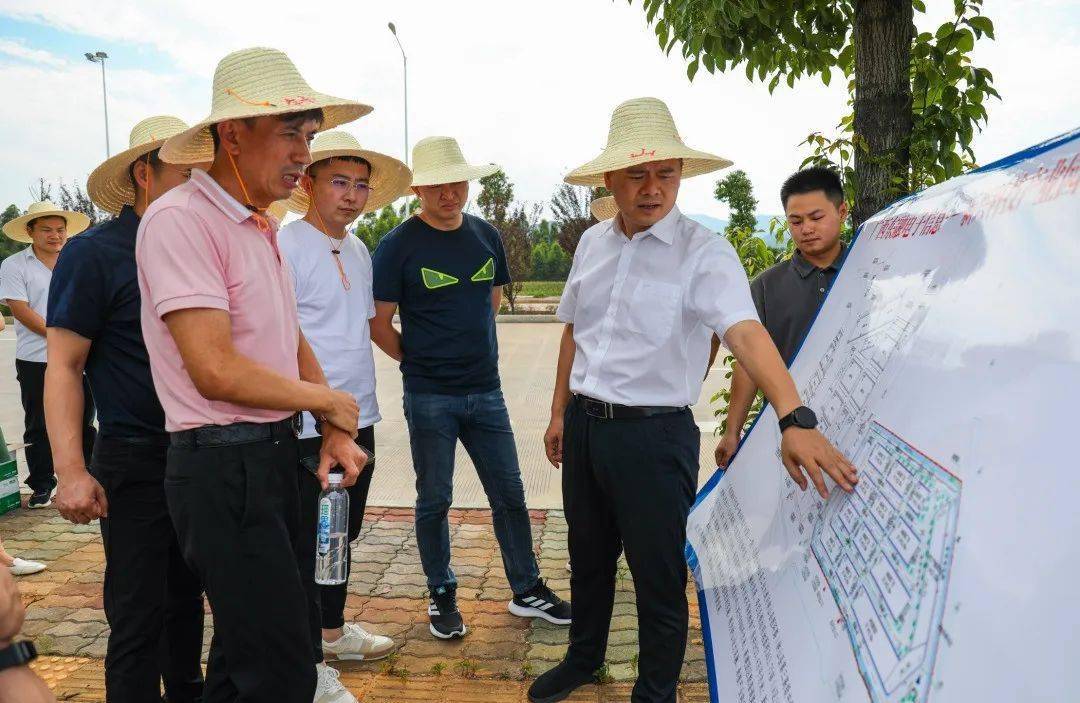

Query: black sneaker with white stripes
428,585,467,639
508,579,572,625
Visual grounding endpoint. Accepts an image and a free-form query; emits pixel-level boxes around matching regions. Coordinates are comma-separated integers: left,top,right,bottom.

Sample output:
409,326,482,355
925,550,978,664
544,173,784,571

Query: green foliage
636,0,998,222
713,169,758,235
519,280,566,298
354,198,419,253
530,218,558,246
477,170,513,224
0,204,24,261
798,1,998,200
552,185,607,255
530,240,572,281
477,171,537,312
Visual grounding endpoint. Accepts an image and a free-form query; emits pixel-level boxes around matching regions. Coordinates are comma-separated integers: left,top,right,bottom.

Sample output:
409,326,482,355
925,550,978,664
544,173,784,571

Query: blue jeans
403,389,540,595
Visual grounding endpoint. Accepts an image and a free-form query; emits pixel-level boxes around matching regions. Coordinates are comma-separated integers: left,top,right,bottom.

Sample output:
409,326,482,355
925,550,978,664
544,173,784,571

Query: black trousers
562,399,700,703
92,437,204,703
297,426,375,634
16,359,96,493
164,421,316,703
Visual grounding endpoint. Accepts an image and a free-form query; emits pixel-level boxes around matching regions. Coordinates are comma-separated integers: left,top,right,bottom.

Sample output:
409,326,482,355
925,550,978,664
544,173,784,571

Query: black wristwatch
778,406,818,433
0,641,37,672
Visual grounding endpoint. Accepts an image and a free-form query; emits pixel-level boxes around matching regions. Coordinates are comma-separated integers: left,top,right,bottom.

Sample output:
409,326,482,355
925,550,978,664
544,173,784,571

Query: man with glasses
278,132,410,681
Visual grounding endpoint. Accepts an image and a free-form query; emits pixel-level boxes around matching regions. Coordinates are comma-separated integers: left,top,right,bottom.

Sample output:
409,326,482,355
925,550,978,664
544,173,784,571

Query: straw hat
87,115,191,215
161,47,372,165
284,131,412,216
590,196,618,221
410,136,499,187
2,201,90,243
565,97,732,187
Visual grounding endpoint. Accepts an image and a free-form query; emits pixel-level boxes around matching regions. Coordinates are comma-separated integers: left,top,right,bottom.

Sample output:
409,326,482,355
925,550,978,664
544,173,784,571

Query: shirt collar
190,168,256,225
791,243,847,278
609,203,681,245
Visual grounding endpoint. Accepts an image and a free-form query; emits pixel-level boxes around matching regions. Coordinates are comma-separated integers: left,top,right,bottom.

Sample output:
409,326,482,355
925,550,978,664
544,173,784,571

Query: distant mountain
687,213,785,247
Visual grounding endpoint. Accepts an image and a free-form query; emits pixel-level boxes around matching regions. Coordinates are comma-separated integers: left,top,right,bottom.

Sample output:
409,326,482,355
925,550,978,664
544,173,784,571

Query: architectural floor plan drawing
812,423,961,703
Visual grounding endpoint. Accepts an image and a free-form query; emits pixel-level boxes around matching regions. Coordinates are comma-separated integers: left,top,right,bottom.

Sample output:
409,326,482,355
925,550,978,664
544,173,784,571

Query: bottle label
317,497,331,556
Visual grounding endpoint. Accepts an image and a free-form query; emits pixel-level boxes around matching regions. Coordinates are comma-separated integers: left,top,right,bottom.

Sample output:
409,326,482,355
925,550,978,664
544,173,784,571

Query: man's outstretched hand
780,428,857,499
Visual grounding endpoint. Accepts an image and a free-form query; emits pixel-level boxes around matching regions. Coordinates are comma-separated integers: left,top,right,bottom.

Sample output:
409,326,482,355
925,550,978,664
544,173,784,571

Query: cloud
0,0,1076,219
0,38,67,68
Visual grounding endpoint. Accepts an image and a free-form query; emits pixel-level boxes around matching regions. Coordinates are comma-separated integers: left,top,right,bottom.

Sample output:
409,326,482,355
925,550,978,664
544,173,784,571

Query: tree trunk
853,0,913,229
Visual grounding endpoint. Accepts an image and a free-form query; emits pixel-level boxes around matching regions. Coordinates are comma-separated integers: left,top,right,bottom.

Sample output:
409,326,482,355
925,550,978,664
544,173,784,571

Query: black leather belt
574,394,685,420
170,416,300,449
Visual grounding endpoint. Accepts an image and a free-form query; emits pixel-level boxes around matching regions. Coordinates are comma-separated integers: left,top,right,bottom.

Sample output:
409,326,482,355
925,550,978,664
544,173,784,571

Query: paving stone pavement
6,501,709,701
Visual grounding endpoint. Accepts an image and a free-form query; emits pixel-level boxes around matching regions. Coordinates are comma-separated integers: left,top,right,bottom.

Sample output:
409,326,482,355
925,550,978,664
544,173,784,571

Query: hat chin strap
225,151,271,233
302,175,351,291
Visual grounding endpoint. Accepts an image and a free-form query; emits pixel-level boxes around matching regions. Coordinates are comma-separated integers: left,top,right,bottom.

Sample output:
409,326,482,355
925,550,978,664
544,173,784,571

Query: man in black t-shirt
371,136,570,640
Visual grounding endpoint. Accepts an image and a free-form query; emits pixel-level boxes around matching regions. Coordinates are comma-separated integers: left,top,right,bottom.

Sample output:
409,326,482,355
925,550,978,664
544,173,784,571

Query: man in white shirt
0,202,94,508
530,98,858,703
279,131,412,694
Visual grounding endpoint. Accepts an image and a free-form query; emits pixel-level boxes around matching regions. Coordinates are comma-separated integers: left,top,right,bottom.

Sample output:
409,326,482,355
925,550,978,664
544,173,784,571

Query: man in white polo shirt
279,131,411,673
0,202,95,508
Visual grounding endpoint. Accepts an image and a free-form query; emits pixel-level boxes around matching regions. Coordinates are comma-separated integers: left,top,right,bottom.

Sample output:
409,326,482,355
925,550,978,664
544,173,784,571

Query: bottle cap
328,472,344,486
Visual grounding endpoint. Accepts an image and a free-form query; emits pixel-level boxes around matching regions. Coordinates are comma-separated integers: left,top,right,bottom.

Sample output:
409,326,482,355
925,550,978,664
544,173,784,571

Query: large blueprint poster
686,128,1080,703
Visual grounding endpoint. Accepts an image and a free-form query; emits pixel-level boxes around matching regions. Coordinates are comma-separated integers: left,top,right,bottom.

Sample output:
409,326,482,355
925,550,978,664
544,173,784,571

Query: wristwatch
778,406,818,433
0,641,37,673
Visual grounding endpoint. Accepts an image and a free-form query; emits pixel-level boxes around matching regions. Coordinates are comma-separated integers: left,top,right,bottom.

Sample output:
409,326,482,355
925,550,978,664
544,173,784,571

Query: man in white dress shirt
278,131,412,702
530,98,858,703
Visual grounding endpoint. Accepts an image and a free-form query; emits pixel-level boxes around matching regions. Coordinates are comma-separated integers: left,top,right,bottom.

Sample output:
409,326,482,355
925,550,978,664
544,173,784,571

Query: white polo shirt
279,219,380,437
557,205,759,407
0,247,53,362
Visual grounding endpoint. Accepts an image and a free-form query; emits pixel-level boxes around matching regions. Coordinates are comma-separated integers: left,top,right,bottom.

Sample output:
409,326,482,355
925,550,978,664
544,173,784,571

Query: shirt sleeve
490,225,511,287
137,207,230,318
555,235,587,324
278,234,309,303
0,254,27,303
47,239,107,339
359,246,376,319
687,237,760,339
371,234,402,303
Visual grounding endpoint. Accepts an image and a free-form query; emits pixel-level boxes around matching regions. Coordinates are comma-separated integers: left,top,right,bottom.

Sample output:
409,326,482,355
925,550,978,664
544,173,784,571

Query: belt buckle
584,397,613,420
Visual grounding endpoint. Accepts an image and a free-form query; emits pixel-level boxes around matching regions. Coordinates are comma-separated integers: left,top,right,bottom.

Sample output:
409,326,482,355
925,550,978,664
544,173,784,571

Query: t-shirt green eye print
421,268,459,289
471,257,495,282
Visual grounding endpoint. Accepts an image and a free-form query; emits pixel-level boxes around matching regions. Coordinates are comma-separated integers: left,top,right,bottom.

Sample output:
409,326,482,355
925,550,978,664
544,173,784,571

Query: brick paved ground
5,502,709,701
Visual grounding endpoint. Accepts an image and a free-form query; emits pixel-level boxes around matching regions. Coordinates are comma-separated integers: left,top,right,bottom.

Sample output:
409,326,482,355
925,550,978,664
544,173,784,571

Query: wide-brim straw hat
87,115,191,215
267,200,289,224
590,196,618,221
285,131,412,216
161,47,372,165
2,201,90,243
410,136,499,187
565,97,732,187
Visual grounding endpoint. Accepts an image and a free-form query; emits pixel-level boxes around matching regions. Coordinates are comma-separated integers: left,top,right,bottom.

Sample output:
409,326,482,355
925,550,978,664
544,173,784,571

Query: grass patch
519,281,565,298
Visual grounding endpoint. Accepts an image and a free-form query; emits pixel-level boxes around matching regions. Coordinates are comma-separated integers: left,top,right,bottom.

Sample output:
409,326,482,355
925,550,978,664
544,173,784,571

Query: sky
0,0,1077,221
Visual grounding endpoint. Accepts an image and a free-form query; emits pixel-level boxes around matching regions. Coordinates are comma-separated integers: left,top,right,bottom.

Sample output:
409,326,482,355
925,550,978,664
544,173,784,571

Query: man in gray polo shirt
716,167,849,467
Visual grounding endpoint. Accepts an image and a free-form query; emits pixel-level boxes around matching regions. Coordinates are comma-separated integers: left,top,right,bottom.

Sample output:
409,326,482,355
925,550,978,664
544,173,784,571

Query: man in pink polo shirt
136,48,372,703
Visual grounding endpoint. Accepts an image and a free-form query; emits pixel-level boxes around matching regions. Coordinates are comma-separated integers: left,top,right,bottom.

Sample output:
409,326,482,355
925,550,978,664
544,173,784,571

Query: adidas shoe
428,585,467,639
509,579,572,625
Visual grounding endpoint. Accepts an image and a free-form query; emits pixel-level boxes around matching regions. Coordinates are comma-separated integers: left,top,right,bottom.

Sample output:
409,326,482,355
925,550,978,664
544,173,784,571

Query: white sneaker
314,663,356,703
9,558,46,576
322,623,396,661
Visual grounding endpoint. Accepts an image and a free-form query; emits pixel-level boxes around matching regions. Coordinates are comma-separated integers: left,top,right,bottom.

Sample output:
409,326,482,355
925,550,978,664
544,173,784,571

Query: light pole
85,51,110,157
388,22,408,167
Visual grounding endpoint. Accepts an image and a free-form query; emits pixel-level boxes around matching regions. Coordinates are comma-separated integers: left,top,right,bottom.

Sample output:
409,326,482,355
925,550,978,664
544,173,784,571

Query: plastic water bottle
315,473,349,586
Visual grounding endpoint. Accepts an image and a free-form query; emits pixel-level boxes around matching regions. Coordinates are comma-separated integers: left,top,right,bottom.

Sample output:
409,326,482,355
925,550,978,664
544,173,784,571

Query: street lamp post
388,23,408,167
84,51,110,157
